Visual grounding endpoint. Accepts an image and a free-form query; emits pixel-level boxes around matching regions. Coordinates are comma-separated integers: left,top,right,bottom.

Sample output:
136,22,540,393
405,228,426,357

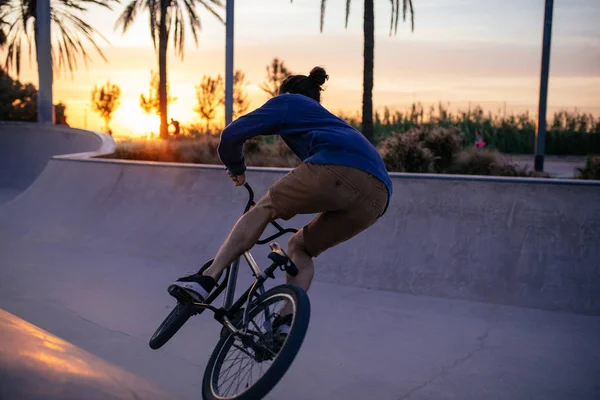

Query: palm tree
0,0,119,77
116,0,224,140
0,1,8,47
302,0,415,142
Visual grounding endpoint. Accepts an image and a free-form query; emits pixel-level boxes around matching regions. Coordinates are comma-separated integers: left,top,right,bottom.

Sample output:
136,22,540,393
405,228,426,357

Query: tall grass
339,103,600,155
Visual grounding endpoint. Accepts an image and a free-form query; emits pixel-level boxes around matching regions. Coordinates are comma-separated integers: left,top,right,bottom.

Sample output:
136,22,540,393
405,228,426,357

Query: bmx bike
149,182,311,400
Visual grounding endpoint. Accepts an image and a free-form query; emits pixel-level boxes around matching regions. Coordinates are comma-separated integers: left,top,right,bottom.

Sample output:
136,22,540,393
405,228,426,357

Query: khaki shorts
263,162,389,258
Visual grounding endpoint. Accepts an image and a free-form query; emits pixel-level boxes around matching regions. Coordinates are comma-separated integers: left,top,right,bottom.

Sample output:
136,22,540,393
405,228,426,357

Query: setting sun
114,101,161,137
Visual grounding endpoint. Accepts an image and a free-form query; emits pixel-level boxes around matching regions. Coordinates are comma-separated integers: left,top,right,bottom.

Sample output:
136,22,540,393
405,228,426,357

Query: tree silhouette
295,0,414,141
140,70,177,115
259,58,293,98
233,70,249,118
0,0,8,47
195,74,224,132
1,0,119,77
91,81,121,133
116,0,224,140
0,67,67,123
195,70,250,131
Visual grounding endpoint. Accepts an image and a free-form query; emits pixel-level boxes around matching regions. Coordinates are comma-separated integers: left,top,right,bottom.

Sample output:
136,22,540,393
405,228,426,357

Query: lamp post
534,0,554,172
225,0,234,127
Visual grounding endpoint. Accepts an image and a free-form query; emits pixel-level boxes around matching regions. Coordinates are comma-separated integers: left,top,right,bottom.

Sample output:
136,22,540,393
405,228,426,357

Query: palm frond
198,0,224,24
409,0,414,32
173,4,184,58
345,0,350,28
183,0,202,46
115,0,144,34
147,0,160,49
2,0,114,76
319,0,326,32
389,0,395,36
402,0,414,32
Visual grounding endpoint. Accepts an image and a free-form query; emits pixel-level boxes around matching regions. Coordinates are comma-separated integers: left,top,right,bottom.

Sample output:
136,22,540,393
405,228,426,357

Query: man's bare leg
202,196,276,281
278,231,314,316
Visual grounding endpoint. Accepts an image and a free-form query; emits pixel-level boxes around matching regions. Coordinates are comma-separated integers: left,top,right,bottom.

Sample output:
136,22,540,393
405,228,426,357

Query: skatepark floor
1,240,598,400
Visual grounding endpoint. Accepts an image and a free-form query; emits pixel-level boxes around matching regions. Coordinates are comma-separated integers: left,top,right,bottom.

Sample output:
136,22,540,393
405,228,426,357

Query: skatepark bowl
1,122,599,400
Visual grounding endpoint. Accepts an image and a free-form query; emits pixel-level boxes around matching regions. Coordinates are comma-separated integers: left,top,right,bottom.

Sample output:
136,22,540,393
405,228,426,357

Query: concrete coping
58,154,600,187
0,122,116,159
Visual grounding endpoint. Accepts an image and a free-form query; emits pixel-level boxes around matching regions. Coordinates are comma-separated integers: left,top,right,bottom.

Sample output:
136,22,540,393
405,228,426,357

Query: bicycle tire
202,284,310,400
149,302,193,350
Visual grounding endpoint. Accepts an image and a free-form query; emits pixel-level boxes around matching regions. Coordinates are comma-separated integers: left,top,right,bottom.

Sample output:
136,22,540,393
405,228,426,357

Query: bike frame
187,182,298,339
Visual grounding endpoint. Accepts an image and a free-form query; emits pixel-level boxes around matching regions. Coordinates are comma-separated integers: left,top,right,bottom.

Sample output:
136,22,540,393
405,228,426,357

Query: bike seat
268,243,299,276
268,242,289,265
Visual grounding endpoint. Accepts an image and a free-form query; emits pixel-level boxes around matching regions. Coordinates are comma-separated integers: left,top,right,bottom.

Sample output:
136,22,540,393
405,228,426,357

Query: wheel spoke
234,356,254,395
219,352,246,381
210,291,301,398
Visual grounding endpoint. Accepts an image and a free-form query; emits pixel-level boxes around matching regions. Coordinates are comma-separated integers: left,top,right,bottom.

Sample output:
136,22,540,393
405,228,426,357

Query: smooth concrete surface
1,157,598,314
0,122,114,203
0,252,598,400
0,129,598,399
0,308,180,399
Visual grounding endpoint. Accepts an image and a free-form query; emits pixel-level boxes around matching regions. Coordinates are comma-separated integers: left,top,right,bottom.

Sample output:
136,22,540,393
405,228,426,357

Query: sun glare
114,101,161,138
111,99,198,139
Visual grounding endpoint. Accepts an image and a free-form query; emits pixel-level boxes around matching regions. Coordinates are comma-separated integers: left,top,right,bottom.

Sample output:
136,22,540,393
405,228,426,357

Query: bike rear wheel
202,284,310,400
149,302,193,350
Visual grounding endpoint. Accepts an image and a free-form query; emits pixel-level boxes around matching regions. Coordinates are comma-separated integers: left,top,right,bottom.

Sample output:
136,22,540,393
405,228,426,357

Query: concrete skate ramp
0,156,598,315
1,156,599,399
0,122,114,203
0,308,179,399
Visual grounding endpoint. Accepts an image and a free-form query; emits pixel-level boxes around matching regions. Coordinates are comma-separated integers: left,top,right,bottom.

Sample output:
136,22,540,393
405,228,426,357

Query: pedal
168,285,195,304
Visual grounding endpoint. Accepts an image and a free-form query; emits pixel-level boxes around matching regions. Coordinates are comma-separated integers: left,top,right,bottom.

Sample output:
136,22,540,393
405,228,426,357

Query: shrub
447,149,549,177
576,156,600,180
416,125,463,172
105,136,222,164
377,132,434,173
348,103,600,155
102,136,301,169
446,149,504,176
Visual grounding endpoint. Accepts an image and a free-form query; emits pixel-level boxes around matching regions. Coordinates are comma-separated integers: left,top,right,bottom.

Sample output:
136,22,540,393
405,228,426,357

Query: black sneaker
271,314,293,336
168,274,216,302
270,313,293,353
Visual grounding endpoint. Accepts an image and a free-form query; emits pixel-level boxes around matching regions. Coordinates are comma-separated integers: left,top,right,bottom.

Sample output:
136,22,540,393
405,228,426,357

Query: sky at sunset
2,0,599,137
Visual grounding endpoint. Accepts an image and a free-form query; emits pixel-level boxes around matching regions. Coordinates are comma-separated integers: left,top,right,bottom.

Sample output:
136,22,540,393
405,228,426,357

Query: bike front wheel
202,284,310,400
149,302,193,350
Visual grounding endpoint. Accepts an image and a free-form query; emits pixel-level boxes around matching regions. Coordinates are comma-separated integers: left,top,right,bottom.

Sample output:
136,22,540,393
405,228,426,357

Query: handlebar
242,182,298,245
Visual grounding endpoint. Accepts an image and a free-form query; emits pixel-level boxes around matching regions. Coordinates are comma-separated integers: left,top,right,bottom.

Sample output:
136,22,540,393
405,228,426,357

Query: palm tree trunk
158,3,169,140
362,0,375,142
35,0,54,124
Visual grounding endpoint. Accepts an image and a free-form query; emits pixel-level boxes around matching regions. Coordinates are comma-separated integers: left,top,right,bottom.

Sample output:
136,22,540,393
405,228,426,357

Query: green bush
416,125,463,172
344,103,600,155
103,136,300,169
377,131,435,173
447,149,548,177
576,156,600,180
377,126,464,174
446,149,503,176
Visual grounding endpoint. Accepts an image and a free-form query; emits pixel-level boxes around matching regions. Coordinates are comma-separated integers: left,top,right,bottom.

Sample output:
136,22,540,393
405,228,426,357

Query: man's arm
218,96,289,176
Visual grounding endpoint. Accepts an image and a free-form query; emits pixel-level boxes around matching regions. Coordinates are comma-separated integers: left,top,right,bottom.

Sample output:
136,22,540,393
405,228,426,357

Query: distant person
474,131,485,150
168,66,392,333
170,118,181,139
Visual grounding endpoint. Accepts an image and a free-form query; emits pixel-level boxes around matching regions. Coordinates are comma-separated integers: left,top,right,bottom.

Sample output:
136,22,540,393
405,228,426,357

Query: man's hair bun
308,66,329,86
